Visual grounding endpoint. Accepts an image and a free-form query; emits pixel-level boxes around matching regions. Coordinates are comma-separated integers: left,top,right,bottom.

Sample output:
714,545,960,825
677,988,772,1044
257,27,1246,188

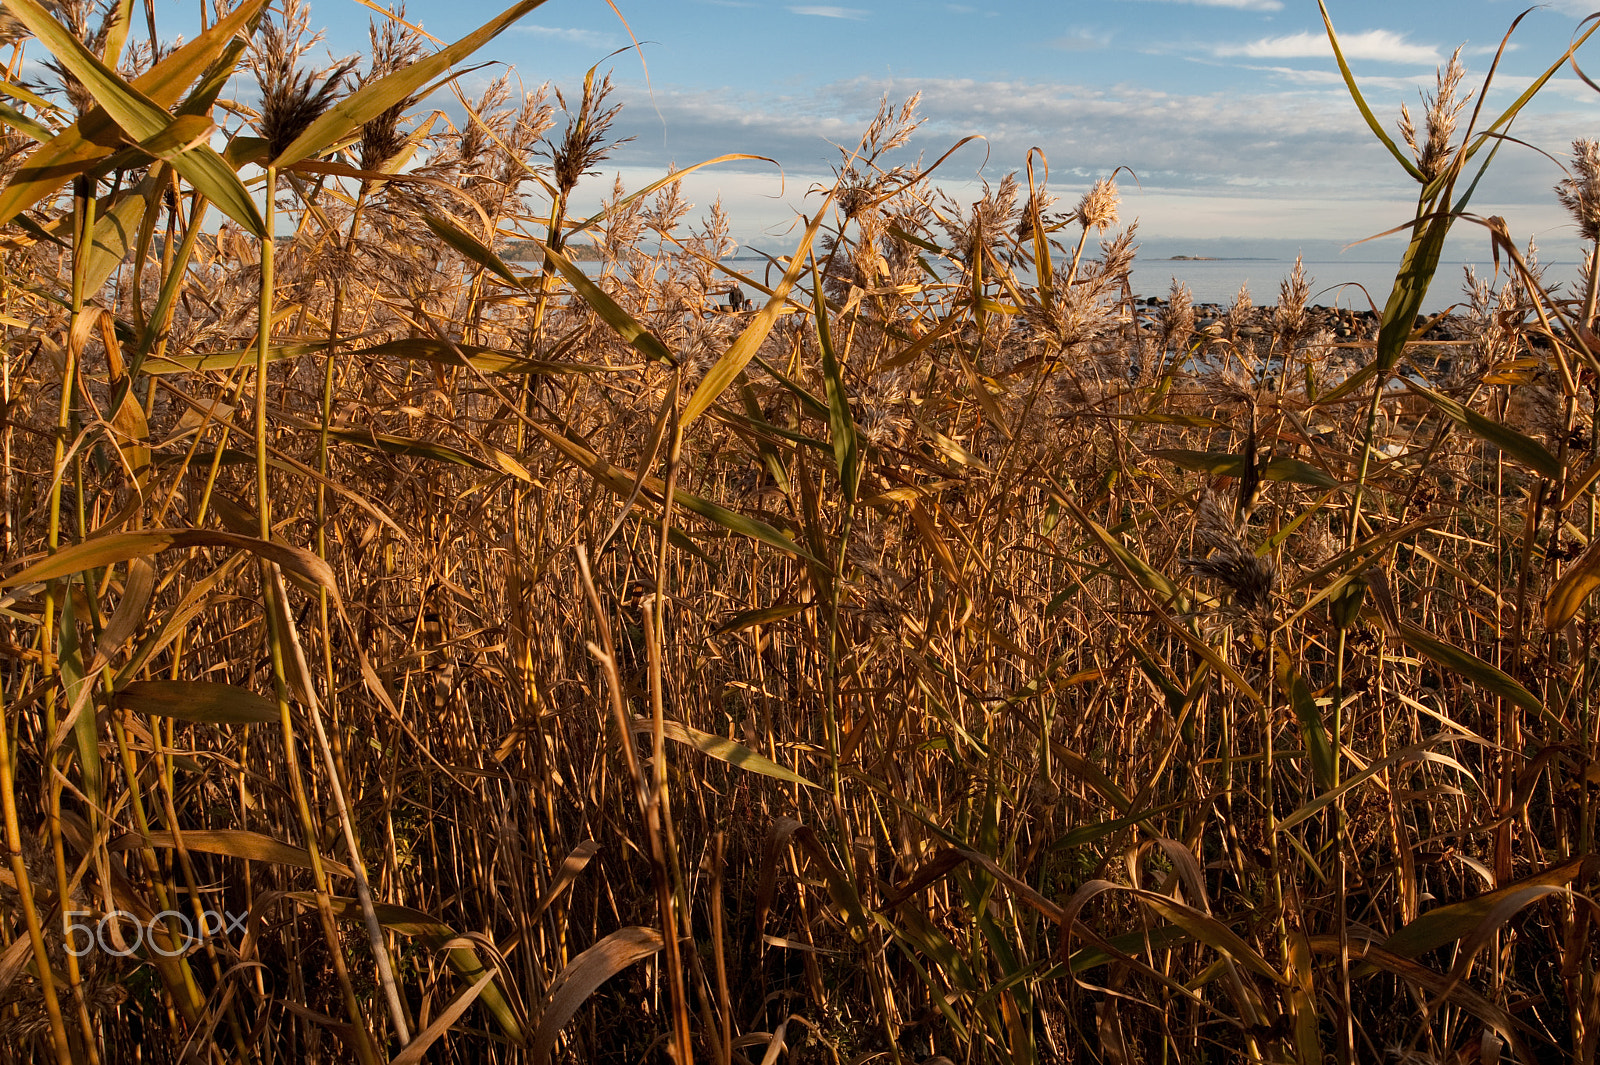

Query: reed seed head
1399,47,1468,184
249,0,358,160
357,6,428,171
1273,255,1310,348
1556,139,1600,245
549,72,631,198
1075,177,1120,232
1162,280,1194,352
1184,488,1276,620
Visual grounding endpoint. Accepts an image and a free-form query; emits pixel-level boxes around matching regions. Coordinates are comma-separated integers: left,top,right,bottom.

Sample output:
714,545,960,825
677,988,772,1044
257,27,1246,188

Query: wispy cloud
1050,30,1111,52
788,5,867,18
1216,29,1440,65
593,71,1589,247
1239,64,1441,91
517,24,618,50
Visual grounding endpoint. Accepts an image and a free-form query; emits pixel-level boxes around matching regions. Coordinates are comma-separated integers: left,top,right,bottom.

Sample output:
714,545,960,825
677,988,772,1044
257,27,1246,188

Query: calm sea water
542,257,1581,316
1128,258,1582,315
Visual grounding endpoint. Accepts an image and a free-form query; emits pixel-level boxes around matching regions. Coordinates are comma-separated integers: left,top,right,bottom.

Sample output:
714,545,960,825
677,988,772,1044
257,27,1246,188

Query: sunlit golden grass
0,2,1598,1063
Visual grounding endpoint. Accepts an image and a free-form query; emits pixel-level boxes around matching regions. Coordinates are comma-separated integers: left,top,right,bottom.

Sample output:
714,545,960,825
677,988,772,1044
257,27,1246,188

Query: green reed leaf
1407,382,1562,479
1316,0,1422,181
534,238,676,365
1393,620,1560,733
1151,450,1338,489
289,892,526,1042
322,426,505,476
1311,361,1379,407
1278,736,1469,833
530,928,663,1064
350,337,606,376
1276,657,1337,791
681,203,834,426
1375,207,1452,373
0,78,62,115
1048,799,1191,851
142,340,327,375
100,0,136,70
0,0,265,228
1381,856,1589,960
116,829,354,878
753,352,831,421
81,177,152,296
113,680,278,724
423,212,522,286
631,718,817,788
3,0,263,234
2,529,341,608
1460,16,1600,175
0,100,54,143
1083,519,1180,605
528,418,821,565
714,603,809,634
1115,412,1229,428
1546,537,1600,630
813,254,860,500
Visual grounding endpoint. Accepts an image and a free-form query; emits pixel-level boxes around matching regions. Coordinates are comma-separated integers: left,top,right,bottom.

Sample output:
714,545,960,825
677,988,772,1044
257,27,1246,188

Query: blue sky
126,1,1600,257
336,0,1599,258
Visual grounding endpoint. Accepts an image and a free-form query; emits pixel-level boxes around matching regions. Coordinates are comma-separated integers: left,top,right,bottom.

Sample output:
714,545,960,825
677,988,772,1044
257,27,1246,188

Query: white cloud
788,6,867,18
1051,30,1112,51
586,73,1590,251
1216,29,1441,64
517,25,618,50
1239,64,1445,92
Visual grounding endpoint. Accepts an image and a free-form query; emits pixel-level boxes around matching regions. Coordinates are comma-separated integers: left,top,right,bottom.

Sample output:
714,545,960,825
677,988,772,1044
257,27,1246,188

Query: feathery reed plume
938,173,1020,268
1161,280,1195,353
1015,191,1064,255
0,5,35,47
1183,461,1276,621
600,174,645,264
1556,139,1600,245
860,92,924,158
548,71,631,199
1074,176,1120,233
497,85,556,187
1273,255,1310,349
643,164,692,239
832,94,924,219
356,6,428,171
1398,46,1469,183
452,73,514,186
248,0,357,160
37,0,108,114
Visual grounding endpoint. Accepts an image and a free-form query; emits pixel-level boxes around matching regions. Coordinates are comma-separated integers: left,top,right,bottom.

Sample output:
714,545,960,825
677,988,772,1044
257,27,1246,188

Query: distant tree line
498,239,605,262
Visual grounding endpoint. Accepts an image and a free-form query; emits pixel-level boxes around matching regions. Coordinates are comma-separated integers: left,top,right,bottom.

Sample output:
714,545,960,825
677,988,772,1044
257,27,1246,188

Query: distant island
1167,255,1277,261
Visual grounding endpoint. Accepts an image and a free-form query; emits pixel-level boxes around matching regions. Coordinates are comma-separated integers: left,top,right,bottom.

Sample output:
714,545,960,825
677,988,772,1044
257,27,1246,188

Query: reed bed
0,1,1598,1062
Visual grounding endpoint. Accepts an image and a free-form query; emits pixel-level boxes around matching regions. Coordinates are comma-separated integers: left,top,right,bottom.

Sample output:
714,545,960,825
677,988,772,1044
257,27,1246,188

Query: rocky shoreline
1131,295,1475,343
